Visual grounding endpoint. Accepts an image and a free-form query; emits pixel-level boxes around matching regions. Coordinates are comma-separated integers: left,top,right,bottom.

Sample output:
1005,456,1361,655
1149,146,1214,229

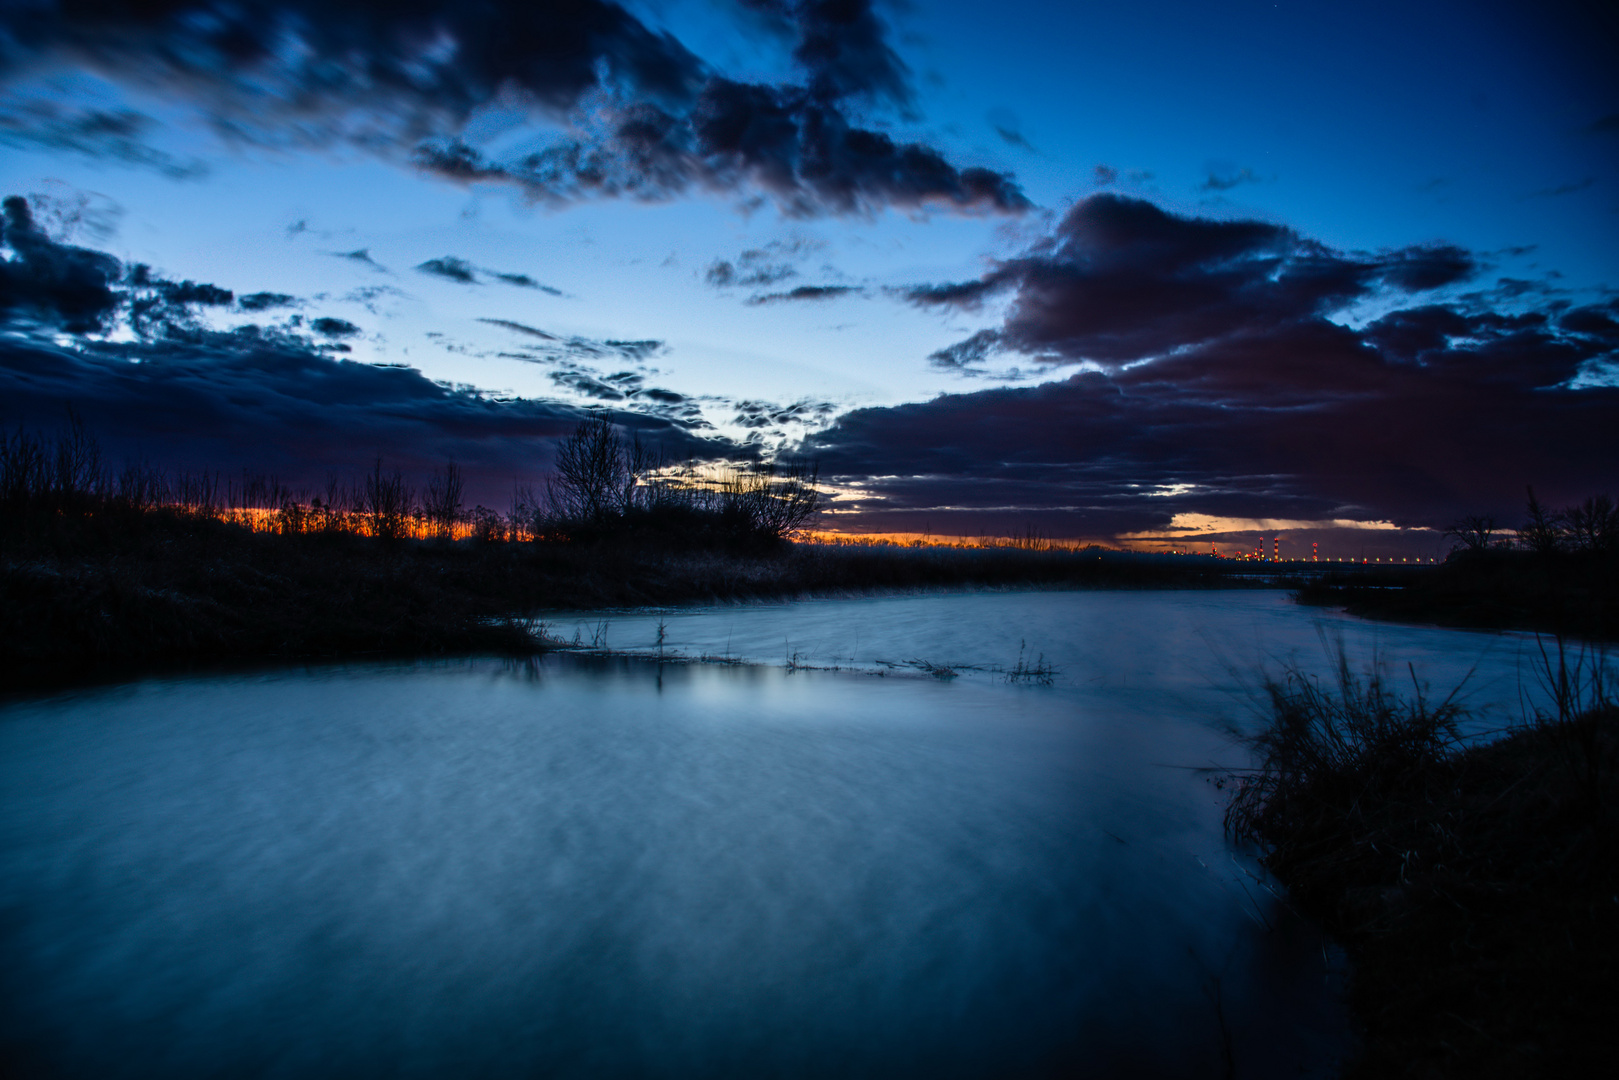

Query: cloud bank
0,193,741,499
3,1,1027,217
810,196,1617,545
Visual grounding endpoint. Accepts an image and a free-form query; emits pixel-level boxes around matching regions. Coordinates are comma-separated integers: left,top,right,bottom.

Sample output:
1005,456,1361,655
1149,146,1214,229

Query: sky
1,0,1615,556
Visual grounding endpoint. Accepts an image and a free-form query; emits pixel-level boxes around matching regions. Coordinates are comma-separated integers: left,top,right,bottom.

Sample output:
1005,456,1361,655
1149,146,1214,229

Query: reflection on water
0,592,1538,1077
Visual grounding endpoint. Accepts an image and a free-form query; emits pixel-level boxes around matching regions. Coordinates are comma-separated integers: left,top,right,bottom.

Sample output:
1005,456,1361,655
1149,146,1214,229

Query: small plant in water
1006,639,1056,685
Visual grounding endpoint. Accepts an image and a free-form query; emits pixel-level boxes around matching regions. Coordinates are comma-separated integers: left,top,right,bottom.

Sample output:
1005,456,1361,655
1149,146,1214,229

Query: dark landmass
1227,654,1617,1078
1293,548,1619,642
1,500,1267,693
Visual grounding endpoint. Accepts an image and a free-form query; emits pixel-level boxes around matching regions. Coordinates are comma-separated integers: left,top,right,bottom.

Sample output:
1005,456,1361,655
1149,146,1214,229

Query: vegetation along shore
1295,490,1619,642
1225,641,1616,1077
4,416,1251,692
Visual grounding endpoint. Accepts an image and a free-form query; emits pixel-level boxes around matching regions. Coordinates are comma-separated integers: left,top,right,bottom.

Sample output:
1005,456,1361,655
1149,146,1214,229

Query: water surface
0,591,1541,1077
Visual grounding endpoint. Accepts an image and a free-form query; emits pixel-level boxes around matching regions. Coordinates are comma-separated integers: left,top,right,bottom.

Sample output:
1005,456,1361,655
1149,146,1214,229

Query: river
0,590,1544,1077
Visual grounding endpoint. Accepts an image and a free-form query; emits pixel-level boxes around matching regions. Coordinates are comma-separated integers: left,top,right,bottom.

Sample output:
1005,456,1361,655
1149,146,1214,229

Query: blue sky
1,1,1614,553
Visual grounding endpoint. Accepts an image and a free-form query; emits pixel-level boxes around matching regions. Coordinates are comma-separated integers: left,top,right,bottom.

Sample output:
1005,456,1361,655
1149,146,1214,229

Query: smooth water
0,591,1544,1078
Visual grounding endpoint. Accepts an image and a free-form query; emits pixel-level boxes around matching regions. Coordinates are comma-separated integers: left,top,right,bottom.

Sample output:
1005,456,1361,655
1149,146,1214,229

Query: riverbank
1293,548,1619,642
1226,657,1616,1077
2,505,1258,691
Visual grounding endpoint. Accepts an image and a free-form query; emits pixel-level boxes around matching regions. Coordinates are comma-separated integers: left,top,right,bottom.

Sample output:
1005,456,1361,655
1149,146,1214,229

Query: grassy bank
1,498,1252,691
1294,547,1619,644
0,416,1261,691
1225,646,1617,1077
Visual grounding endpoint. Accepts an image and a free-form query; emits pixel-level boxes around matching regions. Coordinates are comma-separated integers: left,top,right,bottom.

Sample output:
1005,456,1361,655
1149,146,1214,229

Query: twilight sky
2,0,1615,555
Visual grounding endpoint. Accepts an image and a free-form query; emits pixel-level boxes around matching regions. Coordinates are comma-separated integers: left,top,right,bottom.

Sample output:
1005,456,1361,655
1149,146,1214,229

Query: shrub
1225,640,1466,869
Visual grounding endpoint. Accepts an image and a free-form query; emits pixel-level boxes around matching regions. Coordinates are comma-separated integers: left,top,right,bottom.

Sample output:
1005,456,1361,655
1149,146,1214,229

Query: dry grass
1224,640,1618,1077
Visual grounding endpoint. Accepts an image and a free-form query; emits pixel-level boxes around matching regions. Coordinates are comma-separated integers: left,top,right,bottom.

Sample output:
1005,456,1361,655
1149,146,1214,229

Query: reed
1223,640,1616,1077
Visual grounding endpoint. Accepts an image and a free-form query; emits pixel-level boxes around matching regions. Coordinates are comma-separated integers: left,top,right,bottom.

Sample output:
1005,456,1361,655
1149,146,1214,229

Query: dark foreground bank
1226,652,1617,1077
1,503,1256,691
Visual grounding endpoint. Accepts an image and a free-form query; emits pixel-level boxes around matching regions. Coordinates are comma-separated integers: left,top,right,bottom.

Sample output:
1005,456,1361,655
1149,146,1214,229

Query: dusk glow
3,1,1615,552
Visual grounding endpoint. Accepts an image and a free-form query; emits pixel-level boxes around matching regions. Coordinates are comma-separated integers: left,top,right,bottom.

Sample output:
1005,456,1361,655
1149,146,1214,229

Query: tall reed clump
1527,635,1615,812
1224,641,1466,899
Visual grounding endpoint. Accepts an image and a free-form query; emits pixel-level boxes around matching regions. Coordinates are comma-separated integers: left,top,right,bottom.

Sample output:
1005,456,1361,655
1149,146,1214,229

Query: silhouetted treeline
2,415,1259,690
519,414,821,548
1299,487,1619,640
1444,486,1618,555
2,414,819,550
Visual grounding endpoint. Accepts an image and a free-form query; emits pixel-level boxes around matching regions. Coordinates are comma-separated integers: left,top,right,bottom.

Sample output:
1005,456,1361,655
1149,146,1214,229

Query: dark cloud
3,1,1020,218
477,317,664,366
416,255,565,293
0,330,734,506
416,83,1029,216
704,237,824,290
0,100,206,179
238,292,297,312
897,277,1009,309
121,264,235,338
0,2,704,145
1587,113,1619,134
311,317,361,337
927,329,1002,373
735,0,911,106
1093,164,1118,186
803,321,1617,542
732,397,838,430
1559,299,1619,341
993,125,1034,152
550,369,633,401
539,361,705,426
985,107,1033,152
490,272,564,295
479,318,559,341
745,284,860,304
0,214,733,498
145,277,233,307
334,248,386,271
803,197,1615,543
0,194,124,332
20,184,123,244
1528,177,1595,197
706,254,794,288
1198,164,1261,192
416,257,479,284
906,194,1478,366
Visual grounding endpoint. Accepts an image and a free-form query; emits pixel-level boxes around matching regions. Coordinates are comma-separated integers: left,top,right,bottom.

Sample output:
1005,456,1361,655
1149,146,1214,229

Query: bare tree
362,458,413,540
1520,486,1563,555
1444,514,1497,553
722,460,821,540
424,462,465,539
50,410,102,501
550,414,624,521
1563,494,1618,553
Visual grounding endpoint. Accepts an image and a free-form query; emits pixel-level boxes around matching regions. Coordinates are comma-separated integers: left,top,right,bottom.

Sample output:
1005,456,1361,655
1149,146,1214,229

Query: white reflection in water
0,592,1540,1077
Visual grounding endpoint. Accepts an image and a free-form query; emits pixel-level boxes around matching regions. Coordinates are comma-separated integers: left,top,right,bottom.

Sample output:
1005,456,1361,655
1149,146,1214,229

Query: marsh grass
1224,644,1468,877
1225,639,1617,1077
2,418,1270,691
1005,639,1056,685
